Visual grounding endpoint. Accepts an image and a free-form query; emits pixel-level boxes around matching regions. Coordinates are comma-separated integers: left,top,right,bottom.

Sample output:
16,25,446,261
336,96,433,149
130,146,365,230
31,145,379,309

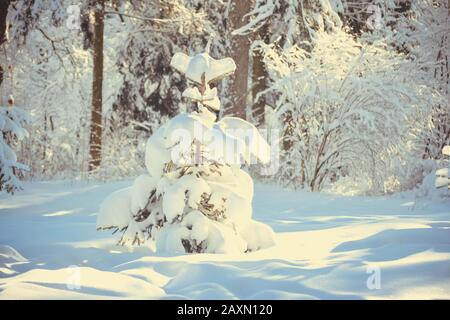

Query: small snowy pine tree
0,97,30,194
97,47,275,254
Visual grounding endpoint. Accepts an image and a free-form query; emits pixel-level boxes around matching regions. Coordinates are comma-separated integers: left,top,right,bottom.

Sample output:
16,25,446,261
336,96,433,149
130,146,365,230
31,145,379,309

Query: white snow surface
0,180,449,299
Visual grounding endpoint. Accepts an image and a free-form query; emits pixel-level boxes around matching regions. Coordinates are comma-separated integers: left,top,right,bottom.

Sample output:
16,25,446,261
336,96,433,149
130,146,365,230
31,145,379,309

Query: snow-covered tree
97,48,275,253
2,0,129,179
112,0,222,124
232,0,342,45
2,0,88,177
436,146,450,190
407,0,450,160
344,0,450,191
262,30,439,193
231,0,342,125
341,0,450,162
103,1,227,181
0,97,30,194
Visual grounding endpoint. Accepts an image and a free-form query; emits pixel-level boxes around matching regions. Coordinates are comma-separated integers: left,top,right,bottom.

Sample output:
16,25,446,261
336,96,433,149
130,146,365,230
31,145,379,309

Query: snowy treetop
170,52,236,85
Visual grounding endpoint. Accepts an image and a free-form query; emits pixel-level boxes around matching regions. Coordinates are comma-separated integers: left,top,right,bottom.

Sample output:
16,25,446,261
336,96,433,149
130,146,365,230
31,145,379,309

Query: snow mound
0,267,165,299
97,187,133,230
416,170,449,200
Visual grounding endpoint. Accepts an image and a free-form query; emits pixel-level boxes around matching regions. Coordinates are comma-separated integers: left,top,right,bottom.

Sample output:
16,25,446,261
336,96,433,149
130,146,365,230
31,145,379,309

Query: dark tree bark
251,24,268,126
0,0,10,45
88,0,105,171
0,0,11,86
226,0,254,119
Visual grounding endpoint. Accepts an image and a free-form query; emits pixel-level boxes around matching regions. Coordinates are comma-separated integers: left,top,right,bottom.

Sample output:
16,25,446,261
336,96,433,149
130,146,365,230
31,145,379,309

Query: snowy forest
0,0,448,195
0,0,450,300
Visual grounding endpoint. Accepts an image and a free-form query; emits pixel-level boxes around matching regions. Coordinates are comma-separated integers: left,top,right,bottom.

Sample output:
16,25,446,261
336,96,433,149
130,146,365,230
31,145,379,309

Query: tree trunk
0,0,11,86
226,0,254,119
251,24,268,126
88,0,105,171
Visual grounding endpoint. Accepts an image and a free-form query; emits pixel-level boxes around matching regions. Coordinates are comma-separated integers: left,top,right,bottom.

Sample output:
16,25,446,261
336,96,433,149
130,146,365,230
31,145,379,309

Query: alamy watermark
168,122,280,176
366,4,383,30
366,265,381,290
66,265,81,290
66,4,81,30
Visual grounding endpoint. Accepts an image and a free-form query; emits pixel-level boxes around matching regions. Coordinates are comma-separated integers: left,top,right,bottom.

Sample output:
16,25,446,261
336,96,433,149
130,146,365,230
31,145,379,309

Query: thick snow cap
170,43,236,112
171,52,236,85
443,146,450,156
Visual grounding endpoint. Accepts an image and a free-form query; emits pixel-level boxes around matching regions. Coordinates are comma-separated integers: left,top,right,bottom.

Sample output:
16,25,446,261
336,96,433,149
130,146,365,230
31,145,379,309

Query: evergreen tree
0,97,30,194
97,47,275,253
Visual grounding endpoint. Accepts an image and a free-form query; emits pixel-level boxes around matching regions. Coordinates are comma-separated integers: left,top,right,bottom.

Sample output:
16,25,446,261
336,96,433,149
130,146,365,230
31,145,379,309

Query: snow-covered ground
0,180,449,299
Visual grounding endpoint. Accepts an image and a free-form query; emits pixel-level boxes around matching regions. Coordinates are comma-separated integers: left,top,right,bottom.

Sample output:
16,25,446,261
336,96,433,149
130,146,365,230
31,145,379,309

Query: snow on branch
231,0,275,35
0,104,31,194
